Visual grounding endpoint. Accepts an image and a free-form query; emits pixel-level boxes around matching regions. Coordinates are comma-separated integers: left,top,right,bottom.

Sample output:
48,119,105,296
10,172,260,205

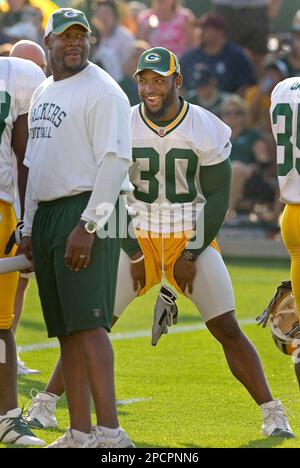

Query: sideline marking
117,398,151,406
18,318,255,354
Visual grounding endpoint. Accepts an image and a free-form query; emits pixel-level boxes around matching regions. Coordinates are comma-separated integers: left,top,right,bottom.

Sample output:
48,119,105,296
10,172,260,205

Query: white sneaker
0,408,45,446
93,426,135,448
46,429,98,448
261,400,295,438
17,356,40,376
26,391,59,429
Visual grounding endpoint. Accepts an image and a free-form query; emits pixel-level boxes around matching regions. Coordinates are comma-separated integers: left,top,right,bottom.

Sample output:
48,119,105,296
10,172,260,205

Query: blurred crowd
1,0,300,231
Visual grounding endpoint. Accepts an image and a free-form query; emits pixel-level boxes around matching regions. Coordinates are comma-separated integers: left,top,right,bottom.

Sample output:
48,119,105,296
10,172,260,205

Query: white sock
0,408,21,421
99,425,121,437
260,400,279,410
44,392,60,400
71,429,90,442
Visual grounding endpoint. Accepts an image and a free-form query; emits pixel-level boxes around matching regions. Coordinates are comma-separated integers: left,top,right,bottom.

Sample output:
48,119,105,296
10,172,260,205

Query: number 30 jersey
128,100,232,233
0,57,45,205
271,77,300,204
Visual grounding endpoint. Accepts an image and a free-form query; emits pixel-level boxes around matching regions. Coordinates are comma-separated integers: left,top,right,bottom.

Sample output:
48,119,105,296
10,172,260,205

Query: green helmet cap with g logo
134,47,181,77
44,8,91,37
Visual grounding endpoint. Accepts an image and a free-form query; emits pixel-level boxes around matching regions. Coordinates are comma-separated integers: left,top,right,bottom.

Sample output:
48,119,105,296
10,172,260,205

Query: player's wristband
130,254,144,264
183,249,199,262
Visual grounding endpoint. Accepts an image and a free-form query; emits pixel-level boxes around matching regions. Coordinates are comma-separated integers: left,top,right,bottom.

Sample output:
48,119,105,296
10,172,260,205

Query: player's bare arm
11,113,29,218
174,159,231,294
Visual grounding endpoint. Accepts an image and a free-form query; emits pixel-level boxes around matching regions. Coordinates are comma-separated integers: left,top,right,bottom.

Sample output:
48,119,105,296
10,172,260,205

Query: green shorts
32,192,122,338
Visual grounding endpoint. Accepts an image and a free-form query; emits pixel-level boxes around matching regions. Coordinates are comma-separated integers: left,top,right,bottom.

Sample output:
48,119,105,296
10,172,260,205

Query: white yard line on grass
18,318,255,354
117,398,151,406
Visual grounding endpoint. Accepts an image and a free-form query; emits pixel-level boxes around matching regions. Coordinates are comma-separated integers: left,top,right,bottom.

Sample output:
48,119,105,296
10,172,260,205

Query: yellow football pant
136,229,220,296
0,201,19,330
281,204,300,321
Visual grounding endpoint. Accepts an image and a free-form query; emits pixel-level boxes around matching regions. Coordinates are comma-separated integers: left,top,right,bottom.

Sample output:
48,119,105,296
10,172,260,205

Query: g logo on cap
145,53,161,63
64,11,79,18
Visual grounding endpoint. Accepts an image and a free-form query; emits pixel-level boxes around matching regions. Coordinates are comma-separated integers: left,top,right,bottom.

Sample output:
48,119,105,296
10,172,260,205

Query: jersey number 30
132,147,198,204
272,103,300,176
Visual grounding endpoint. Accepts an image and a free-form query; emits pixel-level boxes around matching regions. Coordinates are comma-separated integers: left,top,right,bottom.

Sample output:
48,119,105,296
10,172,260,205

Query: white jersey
0,57,45,205
128,100,232,233
24,62,131,203
270,77,300,204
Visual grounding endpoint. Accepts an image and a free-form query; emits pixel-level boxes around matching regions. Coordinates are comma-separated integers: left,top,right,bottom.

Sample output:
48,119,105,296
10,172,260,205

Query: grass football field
4,258,300,448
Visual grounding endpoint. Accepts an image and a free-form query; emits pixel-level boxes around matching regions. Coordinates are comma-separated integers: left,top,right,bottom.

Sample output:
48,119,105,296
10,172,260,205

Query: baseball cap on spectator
199,13,228,32
44,8,91,38
264,58,289,78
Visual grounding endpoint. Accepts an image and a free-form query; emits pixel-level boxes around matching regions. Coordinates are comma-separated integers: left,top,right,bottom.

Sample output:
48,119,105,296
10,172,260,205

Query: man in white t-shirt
19,8,133,449
0,57,45,446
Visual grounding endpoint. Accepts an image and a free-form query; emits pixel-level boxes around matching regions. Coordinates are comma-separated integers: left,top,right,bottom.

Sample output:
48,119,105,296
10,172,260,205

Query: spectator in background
220,96,274,222
136,0,196,57
0,0,57,32
2,5,44,43
211,0,282,73
118,39,149,105
92,0,134,82
0,1,31,42
71,0,136,32
244,58,289,131
92,31,118,75
187,67,232,117
116,0,137,33
280,10,300,77
127,1,147,34
180,13,256,96
0,0,29,28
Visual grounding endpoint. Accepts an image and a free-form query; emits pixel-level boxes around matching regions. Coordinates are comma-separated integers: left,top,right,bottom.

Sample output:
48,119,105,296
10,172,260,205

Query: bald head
10,40,47,73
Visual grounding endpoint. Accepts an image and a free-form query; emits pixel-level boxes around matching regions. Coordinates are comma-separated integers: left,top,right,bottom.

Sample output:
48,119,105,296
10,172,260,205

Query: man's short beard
142,81,177,120
63,57,86,73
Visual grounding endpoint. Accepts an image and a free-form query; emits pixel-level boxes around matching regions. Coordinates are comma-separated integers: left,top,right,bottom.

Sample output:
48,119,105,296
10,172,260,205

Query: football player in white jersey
9,39,47,377
270,77,300,387
0,57,45,446
26,47,294,440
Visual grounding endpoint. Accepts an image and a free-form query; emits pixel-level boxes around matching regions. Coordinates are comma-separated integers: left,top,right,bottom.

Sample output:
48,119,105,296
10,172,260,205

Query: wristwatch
79,219,97,234
182,250,197,262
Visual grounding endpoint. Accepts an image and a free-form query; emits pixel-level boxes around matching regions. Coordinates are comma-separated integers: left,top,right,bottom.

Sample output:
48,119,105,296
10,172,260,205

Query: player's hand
173,254,196,294
17,236,32,261
16,236,35,273
130,250,145,292
65,225,94,272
